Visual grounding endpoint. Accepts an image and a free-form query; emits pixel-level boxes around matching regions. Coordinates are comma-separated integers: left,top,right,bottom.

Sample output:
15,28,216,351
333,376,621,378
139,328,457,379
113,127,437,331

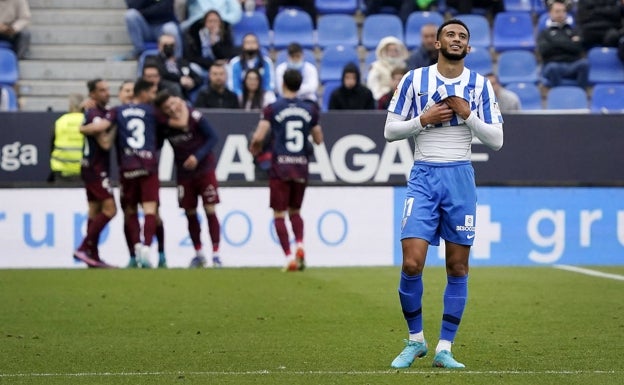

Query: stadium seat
319,44,359,84
361,14,403,50
317,14,358,49
590,83,624,113
0,85,18,111
275,48,317,66
136,49,159,77
464,46,493,75
503,0,532,12
404,11,445,49
587,47,624,84
232,11,271,48
0,48,18,86
272,9,315,49
497,50,538,85
505,82,542,110
492,11,535,52
456,14,491,48
0,41,12,50
532,0,547,15
321,80,341,111
315,0,358,14
545,86,588,110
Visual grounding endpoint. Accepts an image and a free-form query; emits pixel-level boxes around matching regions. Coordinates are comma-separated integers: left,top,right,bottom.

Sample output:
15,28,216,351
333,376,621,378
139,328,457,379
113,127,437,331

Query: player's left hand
445,96,471,120
183,155,198,170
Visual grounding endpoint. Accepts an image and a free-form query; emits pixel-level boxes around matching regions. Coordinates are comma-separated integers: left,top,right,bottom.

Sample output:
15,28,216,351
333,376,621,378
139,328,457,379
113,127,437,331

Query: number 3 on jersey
126,118,146,149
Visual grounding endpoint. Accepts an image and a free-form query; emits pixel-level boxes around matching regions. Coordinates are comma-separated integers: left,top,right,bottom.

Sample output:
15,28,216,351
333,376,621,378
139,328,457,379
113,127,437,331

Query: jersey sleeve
387,70,415,118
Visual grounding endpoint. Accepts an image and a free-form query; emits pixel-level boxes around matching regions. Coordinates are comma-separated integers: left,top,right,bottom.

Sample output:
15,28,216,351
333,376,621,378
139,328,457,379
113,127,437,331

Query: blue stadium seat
0,41,12,50
275,48,316,66
404,11,445,49
590,83,624,113
361,14,403,50
315,0,358,14
321,80,341,111
492,11,535,52
317,14,358,49
546,86,588,110
0,85,18,111
232,11,271,48
504,0,532,12
319,44,359,84
272,9,315,49
497,50,538,85
532,0,547,15
0,48,18,86
456,14,491,48
587,47,624,84
505,82,542,110
464,46,493,75
136,49,159,77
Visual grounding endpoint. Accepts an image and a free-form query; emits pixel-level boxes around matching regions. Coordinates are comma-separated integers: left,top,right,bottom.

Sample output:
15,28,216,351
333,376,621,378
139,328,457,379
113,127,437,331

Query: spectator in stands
329,62,376,110
180,0,243,31
486,73,521,112
444,0,505,17
125,0,183,59
537,0,589,89
184,10,237,74
576,0,623,50
194,60,240,108
48,93,85,184
365,0,435,25
407,23,439,69
378,67,407,110
0,0,31,59
227,33,275,97
367,36,409,101
274,42,319,102
240,68,276,110
148,33,203,101
265,0,318,28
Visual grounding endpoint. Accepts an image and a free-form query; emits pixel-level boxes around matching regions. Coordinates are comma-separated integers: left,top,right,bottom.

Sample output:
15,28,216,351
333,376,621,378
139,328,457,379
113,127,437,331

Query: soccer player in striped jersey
74,78,116,268
249,69,324,272
385,19,504,369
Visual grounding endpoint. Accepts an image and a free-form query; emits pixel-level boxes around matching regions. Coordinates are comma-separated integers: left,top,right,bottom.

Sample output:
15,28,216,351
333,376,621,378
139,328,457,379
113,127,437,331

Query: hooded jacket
366,36,408,100
328,62,375,110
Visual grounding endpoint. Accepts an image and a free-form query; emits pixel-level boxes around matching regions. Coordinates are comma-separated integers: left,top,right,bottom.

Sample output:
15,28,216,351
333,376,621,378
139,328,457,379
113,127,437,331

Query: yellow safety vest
50,112,84,176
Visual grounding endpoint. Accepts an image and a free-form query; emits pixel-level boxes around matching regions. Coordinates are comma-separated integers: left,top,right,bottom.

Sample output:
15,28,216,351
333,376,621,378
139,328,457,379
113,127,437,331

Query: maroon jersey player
155,90,222,268
74,78,117,268
249,69,324,271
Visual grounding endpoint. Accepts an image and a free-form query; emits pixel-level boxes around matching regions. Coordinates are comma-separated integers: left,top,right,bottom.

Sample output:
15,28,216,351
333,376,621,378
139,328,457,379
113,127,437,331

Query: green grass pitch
0,266,622,385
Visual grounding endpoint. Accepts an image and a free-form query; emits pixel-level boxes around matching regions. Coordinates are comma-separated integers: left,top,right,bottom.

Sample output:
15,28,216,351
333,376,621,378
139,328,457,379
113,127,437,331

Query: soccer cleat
137,245,152,268
158,253,167,268
282,256,298,272
126,258,138,268
189,255,207,268
390,339,428,369
432,350,465,369
212,255,222,268
73,249,101,268
295,247,305,271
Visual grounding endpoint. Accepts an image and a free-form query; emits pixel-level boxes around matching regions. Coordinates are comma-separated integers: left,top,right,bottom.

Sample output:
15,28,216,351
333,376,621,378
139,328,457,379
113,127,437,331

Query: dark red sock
274,217,290,255
186,212,202,250
156,220,165,253
125,213,141,253
289,213,304,243
143,214,157,246
78,218,93,251
86,213,112,256
207,213,220,252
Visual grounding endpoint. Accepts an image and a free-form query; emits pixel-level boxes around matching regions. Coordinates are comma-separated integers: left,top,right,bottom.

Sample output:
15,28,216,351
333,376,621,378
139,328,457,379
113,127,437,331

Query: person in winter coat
329,62,375,110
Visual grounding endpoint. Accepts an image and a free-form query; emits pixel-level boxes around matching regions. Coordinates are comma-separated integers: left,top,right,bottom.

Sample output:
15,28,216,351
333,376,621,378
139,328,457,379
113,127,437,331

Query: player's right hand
421,102,454,126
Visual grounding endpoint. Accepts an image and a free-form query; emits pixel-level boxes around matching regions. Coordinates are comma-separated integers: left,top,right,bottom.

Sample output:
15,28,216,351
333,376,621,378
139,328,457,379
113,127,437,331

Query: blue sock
398,271,423,334
440,275,468,342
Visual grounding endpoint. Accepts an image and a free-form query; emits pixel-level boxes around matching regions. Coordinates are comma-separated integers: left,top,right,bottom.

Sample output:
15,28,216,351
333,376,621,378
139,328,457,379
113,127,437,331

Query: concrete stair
18,0,135,111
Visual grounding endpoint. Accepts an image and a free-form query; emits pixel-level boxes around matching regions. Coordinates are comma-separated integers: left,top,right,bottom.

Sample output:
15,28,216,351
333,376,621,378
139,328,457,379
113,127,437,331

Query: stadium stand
504,0,533,12
497,50,539,85
404,11,445,49
546,86,588,110
275,48,316,66
320,80,341,112
587,47,624,85
232,11,271,49
505,82,542,110
272,9,315,50
0,48,19,86
315,0,359,15
464,46,493,75
455,14,491,49
319,44,359,84
361,14,403,50
590,83,624,113
317,14,359,49
0,85,18,111
492,11,535,52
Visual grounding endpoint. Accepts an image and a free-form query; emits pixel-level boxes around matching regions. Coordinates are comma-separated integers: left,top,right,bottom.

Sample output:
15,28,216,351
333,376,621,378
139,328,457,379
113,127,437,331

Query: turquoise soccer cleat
126,258,138,268
432,350,465,369
390,339,428,368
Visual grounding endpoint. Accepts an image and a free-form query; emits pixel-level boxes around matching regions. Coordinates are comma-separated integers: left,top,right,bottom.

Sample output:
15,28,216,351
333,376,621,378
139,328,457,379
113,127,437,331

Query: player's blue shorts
400,160,476,246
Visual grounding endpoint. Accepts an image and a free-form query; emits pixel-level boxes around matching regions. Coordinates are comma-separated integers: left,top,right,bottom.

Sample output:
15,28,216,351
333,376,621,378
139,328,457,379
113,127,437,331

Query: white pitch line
0,370,619,378
553,264,624,281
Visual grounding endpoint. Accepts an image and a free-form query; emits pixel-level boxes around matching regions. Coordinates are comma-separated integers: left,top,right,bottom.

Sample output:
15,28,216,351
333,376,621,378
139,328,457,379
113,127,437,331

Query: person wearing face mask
227,33,276,97
274,42,319,102
147,33,203,101
367,36,409,101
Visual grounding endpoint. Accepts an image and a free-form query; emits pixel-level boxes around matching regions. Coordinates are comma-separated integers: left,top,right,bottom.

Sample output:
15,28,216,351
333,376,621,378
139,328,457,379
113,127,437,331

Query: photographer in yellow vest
48,93,85,183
